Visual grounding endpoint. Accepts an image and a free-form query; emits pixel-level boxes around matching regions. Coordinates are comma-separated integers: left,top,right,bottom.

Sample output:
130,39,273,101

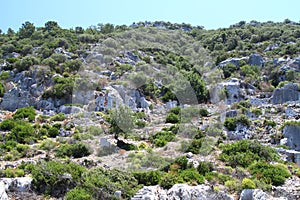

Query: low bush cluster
219,140,279,167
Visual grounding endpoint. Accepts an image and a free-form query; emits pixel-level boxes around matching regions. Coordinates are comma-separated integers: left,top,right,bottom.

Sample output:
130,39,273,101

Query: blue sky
1,0,300,32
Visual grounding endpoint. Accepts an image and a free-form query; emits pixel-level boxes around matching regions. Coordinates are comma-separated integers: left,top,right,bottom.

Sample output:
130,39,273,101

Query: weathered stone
239,189,270,200
283,125,300,150
280,56,300,72
0,68,53,111
58,105,82,114
131,184,234,200
221,79,255,105
249,53,264,66
270,83,299,104
186,152,193,159
226,110,237,118
2,177,32,193
114,190,122,199
219,57,248,68
265,44,279,52
59,128,73,137
0,181,8,200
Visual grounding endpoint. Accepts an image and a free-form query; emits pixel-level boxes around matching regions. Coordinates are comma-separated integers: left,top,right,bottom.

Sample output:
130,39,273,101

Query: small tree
109,104,134,139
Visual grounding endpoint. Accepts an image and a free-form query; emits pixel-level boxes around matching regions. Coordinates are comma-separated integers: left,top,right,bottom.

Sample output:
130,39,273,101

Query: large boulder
283,125,300,151
219,57,248,68
249,53,264,66
0,68,53,111
220,78,255,105
280,56,300,72
270,83,300,104
239,189,271,200
131,184,234,200
0,181,8,200
1,177,32,193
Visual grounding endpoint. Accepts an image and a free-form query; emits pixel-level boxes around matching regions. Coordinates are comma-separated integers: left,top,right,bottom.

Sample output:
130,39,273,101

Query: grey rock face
0,181,8,200
226,110,238,118
239,189,270,200
58,105,83,114
270,83,299,104
131,184,234,200
221,79,255,105
249,53,264,66
280,56,300,72
1,177,32,193
283,125,300,151
0,68,53,111
219,57,247,68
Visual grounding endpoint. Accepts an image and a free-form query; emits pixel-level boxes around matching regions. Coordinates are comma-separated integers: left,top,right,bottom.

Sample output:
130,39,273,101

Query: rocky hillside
0,20,300,200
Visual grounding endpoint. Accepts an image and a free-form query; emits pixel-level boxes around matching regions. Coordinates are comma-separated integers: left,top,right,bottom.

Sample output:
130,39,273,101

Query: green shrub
160,173,184,189
225,180,242,193
166,113,180,123
219,140,279,167
4,168,25,178
16,143,30,156
251,108,262,116
127,152,172,169
174,156,189,170
149,131,175,147
264,119,276,127
197,161,214,175
199,108,209,117
133,170,162,186
51,113,66,121
242,178,256,189
31,161,87,197
81,167,141,199
55,142,92,158
248,162,291,186
40,139,56,151
180,168,205,185
237,100,252,109
185,139,202,154
48,127,59,138
0,83,5,97
10,122,35,144
0,119,16,131
65,187,93,200
13,106,36,121
224,114,251,131
169,107,181,115
205,172,233,184
135,120,146,128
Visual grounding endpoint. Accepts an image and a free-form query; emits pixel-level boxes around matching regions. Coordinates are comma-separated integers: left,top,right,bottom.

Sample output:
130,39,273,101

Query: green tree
109,105,134,137
18,21,35,39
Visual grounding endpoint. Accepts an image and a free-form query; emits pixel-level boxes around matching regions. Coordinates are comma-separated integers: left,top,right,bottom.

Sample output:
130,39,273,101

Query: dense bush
65,187,92,200
179,168,205,185
55,142,92,158
160,173,184,189
249,162,291,186
79,167,141,199
197,161,214,175
242,178,256,189
133,170,162,186
149,131,175,147
13,106,36,121
50,113,66,121
224,114,251,131
165,113,180,124
0,83,5,97
182,130,205,154
219,140,279,167
237,100,252,109
31,161,87,197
